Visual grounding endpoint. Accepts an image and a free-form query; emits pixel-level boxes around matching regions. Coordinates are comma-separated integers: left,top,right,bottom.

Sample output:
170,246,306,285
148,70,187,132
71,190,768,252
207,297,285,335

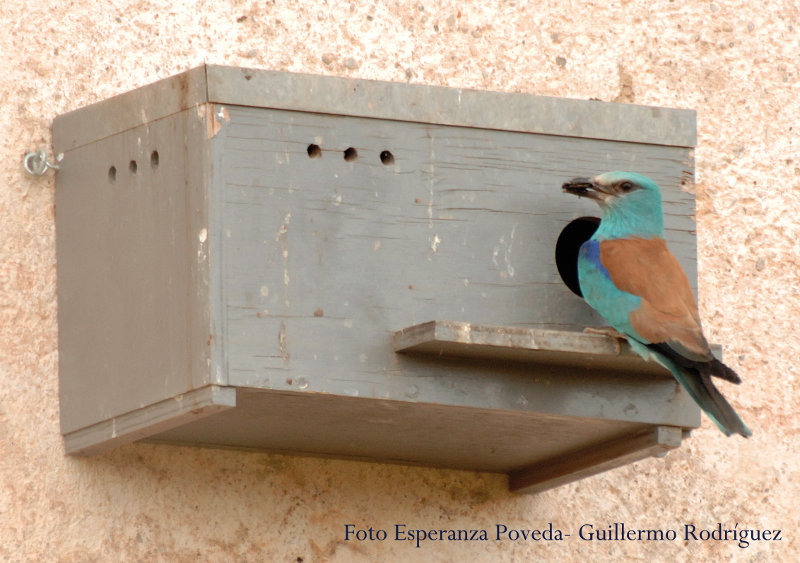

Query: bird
562,171,751,437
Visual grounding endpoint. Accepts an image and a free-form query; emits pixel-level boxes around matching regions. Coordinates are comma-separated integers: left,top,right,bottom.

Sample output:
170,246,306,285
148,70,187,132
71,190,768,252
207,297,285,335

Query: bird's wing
598,237,714,361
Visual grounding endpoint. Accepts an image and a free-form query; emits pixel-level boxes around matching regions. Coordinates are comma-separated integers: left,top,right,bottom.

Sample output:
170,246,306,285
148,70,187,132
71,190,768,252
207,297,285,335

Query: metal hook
23,149,61,176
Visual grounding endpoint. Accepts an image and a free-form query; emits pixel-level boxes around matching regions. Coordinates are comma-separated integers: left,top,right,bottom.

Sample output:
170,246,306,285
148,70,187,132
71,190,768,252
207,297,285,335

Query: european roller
562,171,751,437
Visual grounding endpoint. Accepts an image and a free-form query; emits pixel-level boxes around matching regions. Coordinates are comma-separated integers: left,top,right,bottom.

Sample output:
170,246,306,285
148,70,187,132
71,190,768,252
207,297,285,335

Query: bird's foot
583,326,628,354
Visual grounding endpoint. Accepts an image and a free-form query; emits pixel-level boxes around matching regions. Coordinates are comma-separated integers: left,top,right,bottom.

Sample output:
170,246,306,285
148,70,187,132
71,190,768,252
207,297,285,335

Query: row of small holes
307,144,394,165
108,150,160,183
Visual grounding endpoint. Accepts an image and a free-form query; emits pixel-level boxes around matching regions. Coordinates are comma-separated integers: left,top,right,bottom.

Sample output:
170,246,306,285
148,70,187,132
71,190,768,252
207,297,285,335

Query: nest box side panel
56,106,216,434
217,105,695,409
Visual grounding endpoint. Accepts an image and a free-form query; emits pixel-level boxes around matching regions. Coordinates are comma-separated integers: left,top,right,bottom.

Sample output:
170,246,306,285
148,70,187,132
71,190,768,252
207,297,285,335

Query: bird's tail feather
646,343,741,384
628,338,752,437
704,359,742,385
671,366,752,438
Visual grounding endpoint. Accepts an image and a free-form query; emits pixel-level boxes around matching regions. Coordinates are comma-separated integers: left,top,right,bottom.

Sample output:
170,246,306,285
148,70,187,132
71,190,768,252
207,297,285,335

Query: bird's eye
620,181,634,192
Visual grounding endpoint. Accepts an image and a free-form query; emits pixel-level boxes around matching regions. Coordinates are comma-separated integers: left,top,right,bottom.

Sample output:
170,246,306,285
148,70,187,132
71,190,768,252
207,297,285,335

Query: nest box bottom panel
147,388,682,495
64,323,693,495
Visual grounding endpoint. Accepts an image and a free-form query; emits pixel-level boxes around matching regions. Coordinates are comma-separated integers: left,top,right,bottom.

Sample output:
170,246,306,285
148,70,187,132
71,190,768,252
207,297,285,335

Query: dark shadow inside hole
555,216,601,297
307,144,322,158
129,160,138,174
344,147,357,161
379,150,394,165
108,166,117,183
150,150,159,169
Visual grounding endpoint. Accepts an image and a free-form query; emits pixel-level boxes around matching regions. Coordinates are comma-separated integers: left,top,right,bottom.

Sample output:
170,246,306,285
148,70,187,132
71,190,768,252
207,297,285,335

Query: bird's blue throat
591,188,665,241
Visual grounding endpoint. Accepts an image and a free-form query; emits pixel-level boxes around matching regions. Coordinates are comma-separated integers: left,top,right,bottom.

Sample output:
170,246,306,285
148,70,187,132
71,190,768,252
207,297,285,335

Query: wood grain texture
219,105,697,410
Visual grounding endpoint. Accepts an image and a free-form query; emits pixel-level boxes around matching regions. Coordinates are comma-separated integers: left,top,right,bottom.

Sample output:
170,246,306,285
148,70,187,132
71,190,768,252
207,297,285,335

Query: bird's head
562,171,664,240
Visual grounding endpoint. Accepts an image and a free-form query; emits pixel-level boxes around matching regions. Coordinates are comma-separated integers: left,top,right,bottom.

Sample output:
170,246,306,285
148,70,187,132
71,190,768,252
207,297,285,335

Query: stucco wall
1,1,797,560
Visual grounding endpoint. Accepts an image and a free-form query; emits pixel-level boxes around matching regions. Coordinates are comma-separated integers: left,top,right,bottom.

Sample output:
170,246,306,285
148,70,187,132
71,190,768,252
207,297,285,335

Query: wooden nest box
54,65,698,493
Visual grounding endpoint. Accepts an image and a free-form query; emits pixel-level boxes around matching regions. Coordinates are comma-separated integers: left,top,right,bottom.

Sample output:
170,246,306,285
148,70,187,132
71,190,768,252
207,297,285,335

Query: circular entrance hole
555,216,600,297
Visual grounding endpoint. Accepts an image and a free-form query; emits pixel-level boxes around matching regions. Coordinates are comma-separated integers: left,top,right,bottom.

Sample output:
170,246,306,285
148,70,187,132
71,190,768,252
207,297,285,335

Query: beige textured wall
2,1,797,560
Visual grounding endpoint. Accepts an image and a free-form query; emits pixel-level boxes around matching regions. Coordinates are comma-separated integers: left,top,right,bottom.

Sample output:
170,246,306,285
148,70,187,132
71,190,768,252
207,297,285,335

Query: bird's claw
583,326,628,354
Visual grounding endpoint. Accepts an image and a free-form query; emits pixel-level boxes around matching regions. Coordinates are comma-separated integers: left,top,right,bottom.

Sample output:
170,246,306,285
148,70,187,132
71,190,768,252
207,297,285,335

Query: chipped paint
492,224,517,278
430,234,441,253
276,213,291,306
278,321,289,363
206,103,229,138
197,228,208,263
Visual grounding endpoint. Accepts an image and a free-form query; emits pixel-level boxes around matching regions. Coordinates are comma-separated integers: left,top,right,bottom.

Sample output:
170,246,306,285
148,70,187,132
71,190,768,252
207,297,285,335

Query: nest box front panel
217,105,695,400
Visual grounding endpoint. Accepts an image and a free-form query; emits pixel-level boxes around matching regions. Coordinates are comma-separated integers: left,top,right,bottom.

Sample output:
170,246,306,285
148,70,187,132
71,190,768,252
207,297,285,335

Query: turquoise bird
562,171,751,437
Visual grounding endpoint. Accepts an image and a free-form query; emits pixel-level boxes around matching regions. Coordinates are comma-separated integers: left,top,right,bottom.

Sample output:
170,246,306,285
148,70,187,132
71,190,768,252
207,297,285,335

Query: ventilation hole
379,150,394,165
108,166,117,183
150,150,159,169
129,160,138,174
307,144,322,158
555,216,601,297
343,147,358,161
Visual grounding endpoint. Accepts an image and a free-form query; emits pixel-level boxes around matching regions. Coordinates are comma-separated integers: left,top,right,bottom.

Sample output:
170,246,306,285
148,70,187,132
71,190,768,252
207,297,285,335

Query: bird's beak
562,177,613,202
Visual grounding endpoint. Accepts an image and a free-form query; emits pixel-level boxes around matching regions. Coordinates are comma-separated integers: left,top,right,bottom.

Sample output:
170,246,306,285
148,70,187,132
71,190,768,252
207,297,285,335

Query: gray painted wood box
53,65,699,493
